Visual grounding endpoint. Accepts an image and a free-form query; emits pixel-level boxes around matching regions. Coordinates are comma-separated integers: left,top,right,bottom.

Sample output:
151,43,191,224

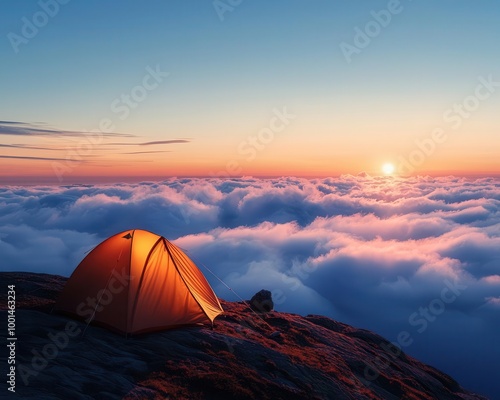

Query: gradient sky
1,0,499,182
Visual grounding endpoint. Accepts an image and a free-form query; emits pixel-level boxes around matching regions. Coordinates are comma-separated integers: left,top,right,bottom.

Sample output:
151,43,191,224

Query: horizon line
1,172,500,186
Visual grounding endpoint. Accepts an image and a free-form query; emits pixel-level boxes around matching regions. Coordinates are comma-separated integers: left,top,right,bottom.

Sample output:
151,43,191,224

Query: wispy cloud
122,150,172,155
107,139,190,146
0,121,134,138
0,144,56,151
140,140,190,146
0,123,189,168
0,154,83,161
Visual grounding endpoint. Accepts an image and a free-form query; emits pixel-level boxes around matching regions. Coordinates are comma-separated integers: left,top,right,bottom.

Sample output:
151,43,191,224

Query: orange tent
55,229,223,334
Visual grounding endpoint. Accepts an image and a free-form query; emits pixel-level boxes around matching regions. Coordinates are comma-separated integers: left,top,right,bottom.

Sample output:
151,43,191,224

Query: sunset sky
1,0,499,183
1,2,500,397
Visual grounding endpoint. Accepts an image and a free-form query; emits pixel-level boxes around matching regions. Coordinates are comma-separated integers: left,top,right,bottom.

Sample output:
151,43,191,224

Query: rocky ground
0,272,488,399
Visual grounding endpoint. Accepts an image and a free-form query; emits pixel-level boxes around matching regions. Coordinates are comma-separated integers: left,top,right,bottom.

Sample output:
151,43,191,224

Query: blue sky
1,1,499,179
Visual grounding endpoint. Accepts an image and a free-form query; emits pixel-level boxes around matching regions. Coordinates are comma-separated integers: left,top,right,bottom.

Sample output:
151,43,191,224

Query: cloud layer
0,121,133,138
1,176,499,397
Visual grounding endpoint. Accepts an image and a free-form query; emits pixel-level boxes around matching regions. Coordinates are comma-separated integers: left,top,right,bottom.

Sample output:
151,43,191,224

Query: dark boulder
250,289,274,313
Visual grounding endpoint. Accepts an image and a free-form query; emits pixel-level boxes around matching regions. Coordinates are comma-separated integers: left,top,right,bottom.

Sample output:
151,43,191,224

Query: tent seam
163,238,213,324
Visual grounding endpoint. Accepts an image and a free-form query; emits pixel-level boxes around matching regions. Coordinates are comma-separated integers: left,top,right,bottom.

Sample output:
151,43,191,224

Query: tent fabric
55,229,223,334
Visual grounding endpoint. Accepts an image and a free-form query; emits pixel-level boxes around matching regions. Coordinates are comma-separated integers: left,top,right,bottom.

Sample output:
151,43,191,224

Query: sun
382,163,395,175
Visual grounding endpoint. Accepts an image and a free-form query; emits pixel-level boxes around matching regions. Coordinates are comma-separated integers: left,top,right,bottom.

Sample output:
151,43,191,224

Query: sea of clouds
1,175,499,397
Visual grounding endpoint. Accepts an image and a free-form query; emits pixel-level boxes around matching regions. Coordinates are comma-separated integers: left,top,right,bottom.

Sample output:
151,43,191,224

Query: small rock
250,289,274,313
